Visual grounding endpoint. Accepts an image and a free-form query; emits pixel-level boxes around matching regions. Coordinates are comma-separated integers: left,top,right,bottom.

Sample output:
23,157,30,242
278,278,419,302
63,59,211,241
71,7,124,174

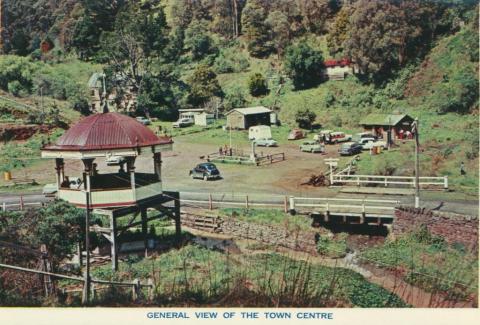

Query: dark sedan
339,142,363,156
189,163,221,181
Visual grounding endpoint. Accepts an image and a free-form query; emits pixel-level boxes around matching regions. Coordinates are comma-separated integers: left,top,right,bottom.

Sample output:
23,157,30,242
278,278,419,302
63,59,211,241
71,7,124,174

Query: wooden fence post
20,196,24,211
284,196,288,213
289,196,295,215
132,278,141,301
147,278,154,301
208,194,213,210
91,283,96,301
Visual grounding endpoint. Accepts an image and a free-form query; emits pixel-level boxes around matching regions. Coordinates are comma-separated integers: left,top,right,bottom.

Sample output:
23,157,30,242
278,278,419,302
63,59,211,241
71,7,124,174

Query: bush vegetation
360,226,478,300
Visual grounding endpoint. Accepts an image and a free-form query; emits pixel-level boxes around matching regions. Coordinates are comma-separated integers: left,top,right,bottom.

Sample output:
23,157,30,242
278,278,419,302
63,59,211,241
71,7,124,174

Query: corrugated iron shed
359,114,413,126
225,106,272,116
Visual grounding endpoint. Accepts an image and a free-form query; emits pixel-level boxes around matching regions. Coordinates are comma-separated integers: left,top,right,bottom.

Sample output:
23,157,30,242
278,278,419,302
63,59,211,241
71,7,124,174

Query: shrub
324,91,336,108
0,55,37,93
295,108,316,129
7,80,26,97
214,47,249,74
224,87,248,110
247,73,268,97
316,233,348,258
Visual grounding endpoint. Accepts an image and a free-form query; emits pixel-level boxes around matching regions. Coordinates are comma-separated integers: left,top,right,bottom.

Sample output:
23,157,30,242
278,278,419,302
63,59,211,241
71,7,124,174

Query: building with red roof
323,58,355,80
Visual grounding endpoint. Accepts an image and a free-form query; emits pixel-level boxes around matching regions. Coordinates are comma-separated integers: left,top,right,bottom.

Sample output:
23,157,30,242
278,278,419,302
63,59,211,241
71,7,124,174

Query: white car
172,118,194,128
106,156,126,166
362,140,387,150
254,138,278,147
136,116,151,125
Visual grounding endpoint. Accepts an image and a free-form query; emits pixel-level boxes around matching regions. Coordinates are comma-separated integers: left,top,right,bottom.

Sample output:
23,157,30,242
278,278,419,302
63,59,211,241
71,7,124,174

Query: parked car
136,116,151,125
189,163,221,180
300,140,325,153
106,156,126,166
353,132,377,142
172,118,194,128
288,129,305,140
255,138,278,147
339,142,363,156
326,131,352,144
362,140,388,151
357,137,377,146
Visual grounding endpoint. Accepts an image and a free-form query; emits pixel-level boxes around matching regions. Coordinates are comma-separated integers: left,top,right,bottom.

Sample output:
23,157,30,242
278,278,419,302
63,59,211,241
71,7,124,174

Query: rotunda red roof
43,112,172,151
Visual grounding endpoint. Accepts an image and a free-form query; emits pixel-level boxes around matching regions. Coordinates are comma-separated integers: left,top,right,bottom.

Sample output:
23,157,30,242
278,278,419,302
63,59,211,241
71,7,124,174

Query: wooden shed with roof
359,113,415,140
225,106,273,130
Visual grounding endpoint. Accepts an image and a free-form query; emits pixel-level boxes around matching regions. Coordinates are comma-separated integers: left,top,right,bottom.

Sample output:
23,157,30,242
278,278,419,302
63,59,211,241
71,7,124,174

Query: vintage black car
189,163,221,181
339,142,363,156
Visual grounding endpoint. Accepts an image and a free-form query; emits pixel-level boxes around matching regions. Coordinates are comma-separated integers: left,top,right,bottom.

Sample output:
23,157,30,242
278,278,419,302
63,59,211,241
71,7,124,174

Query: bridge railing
289,196,400,216
331,174,448,190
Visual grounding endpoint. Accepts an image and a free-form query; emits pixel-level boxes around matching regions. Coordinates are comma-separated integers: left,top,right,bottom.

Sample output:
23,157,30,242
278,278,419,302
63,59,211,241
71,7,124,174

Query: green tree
266,11,291,56
295,108,316,129
187,64,223,106
343,0,437,78
184,20,217,61
298,0,337,34
248,73,269,97
241,0,273,57
164,26,186,62
327,5,352,56
137,66,187,120
284,41,325,90
99,3,170,94
72,14,100,60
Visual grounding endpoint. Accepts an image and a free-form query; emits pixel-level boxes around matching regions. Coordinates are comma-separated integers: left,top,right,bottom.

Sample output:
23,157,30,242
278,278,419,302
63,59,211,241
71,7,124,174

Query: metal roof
359,114,413,126
225,106,272,116
42,112,172,152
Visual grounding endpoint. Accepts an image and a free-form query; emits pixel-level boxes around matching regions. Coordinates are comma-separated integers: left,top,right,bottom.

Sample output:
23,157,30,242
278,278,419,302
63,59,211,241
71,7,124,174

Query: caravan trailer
248,125,272,140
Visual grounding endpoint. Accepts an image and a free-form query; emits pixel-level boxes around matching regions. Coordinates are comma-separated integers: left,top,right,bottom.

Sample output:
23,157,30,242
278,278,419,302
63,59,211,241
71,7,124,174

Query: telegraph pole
81,160,93,305
0,0,4,53
413,118,420,208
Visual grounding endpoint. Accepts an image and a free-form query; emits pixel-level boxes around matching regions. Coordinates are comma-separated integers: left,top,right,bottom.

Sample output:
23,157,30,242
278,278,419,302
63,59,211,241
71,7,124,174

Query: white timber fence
288,197,400,216
0,196,45,211
331,174,448,190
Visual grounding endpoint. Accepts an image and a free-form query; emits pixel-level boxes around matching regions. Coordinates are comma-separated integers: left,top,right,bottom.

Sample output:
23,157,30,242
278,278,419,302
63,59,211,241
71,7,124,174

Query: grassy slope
360,231,478,298
0,57,101,123
87,243,407,307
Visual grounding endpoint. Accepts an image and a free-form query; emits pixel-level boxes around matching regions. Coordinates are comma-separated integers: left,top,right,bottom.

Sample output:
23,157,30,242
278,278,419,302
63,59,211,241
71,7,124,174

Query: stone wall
393,207,478,252
220,217,320,254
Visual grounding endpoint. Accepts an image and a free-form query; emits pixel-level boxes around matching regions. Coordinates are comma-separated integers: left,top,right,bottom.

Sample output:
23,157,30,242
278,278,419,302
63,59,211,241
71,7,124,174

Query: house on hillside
225,106,273,130
87,73,137,114
324,59,355,80
359,113,415,140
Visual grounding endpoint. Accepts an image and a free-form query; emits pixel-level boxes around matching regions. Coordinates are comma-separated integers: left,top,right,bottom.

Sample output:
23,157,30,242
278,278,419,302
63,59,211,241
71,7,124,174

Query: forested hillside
1,0,477,118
